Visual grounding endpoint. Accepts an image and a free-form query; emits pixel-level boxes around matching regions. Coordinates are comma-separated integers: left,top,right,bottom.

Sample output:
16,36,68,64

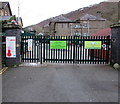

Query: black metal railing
21,35,111,64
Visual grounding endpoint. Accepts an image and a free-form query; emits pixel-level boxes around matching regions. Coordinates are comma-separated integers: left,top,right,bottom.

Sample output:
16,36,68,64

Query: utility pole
18,0,20,18
17,0,20,25
88,18,90,36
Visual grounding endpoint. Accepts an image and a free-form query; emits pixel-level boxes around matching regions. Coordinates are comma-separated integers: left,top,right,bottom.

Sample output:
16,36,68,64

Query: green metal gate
21,35,111,64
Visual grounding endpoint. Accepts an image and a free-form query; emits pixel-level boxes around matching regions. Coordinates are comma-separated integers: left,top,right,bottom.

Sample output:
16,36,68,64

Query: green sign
85,41,102,49
50,41,67,49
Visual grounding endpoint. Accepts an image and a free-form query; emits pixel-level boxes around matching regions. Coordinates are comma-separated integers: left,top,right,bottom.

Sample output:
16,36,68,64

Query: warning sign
6,37,16,58
85,41,102,49
28,39,33,51
50,41,66,49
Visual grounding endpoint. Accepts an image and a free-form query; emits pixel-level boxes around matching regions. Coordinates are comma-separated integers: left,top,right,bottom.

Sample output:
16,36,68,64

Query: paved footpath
2,64,118,102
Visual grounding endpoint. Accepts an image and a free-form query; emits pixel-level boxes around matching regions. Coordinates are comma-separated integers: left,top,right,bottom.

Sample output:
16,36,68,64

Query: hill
25,1,119,33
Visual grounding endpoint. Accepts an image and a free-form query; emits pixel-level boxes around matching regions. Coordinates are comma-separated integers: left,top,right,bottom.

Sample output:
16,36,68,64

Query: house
48,15,84,36
0,2,12,16
75,14,106,36
49,15,74,36
47,14,107,36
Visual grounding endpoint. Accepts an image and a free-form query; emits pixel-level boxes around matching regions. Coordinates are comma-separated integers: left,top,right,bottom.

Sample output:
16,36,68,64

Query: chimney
96,11,102,19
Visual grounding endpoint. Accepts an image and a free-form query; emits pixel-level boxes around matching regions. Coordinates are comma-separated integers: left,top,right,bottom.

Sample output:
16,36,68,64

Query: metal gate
21,35,111,64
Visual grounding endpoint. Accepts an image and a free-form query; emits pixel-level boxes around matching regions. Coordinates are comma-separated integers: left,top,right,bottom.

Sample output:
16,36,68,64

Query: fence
21,35,111,64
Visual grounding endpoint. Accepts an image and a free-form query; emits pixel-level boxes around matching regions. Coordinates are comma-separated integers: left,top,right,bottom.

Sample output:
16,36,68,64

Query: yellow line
0,67,8,74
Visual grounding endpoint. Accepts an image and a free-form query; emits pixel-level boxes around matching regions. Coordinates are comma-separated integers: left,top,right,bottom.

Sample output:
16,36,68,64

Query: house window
62,24,64,28
67,23,69,28
0,10,3,16
74,31,81,36
5,11,8,16
82,33,88,36
83,23,88,28
75,24,80,28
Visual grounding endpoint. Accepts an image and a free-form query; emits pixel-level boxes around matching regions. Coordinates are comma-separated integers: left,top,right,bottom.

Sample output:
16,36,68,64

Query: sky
1,0,110,27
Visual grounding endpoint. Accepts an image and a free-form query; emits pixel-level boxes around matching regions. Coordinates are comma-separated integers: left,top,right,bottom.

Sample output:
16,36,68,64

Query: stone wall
111,25,120,65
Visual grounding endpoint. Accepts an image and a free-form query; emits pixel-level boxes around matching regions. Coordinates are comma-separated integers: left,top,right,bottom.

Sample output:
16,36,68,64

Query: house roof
91,28,111,36
51,15,72,22
0,2,12,15
0,2,8,9
77,14,106,21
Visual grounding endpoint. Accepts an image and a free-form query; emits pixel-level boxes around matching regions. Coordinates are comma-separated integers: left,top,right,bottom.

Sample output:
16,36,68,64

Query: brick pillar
111,25,120,65
0,22,2,70
3,25,21,67
0,36,2,70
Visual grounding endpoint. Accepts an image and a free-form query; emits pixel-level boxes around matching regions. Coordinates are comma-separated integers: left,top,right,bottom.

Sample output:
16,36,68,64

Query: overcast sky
1,0,109,27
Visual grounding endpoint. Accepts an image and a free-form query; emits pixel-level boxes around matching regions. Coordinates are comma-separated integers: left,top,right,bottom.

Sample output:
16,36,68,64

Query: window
75,24,80,28
82,33,88,36
74,31,81,36
83,23,88,28
62,24,63,28
5,11,8,16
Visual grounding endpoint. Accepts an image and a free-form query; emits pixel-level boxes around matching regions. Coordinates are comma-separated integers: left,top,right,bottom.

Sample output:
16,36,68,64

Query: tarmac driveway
2,64,118,102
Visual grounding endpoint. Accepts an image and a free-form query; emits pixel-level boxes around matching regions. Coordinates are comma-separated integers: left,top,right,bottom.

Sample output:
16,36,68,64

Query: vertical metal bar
51,36,53,63
34,35,35,62
85,36,87,64
56,36,57,63
22,36,24,62
80,36,82,64
53,36,55,63
94,36,97,64
88,36,90,64
78,36,80,64
63,36,65,63
66,36,67,63
60,36,63,63
89,36,92,64
32,35,33,62
43,36,45,63
68,36,70,63
103,36,105,64
97,36,100,64
25,36,27,62
100,36,103,64
48,36,50,63
70,36,72,63
83,36,85,64
73,36,75,64
58,36,60,63
24,36,25,62
106,36,110,64
46,36,48,63
40,36,42,64
75,36,78,64
98,36,100,64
